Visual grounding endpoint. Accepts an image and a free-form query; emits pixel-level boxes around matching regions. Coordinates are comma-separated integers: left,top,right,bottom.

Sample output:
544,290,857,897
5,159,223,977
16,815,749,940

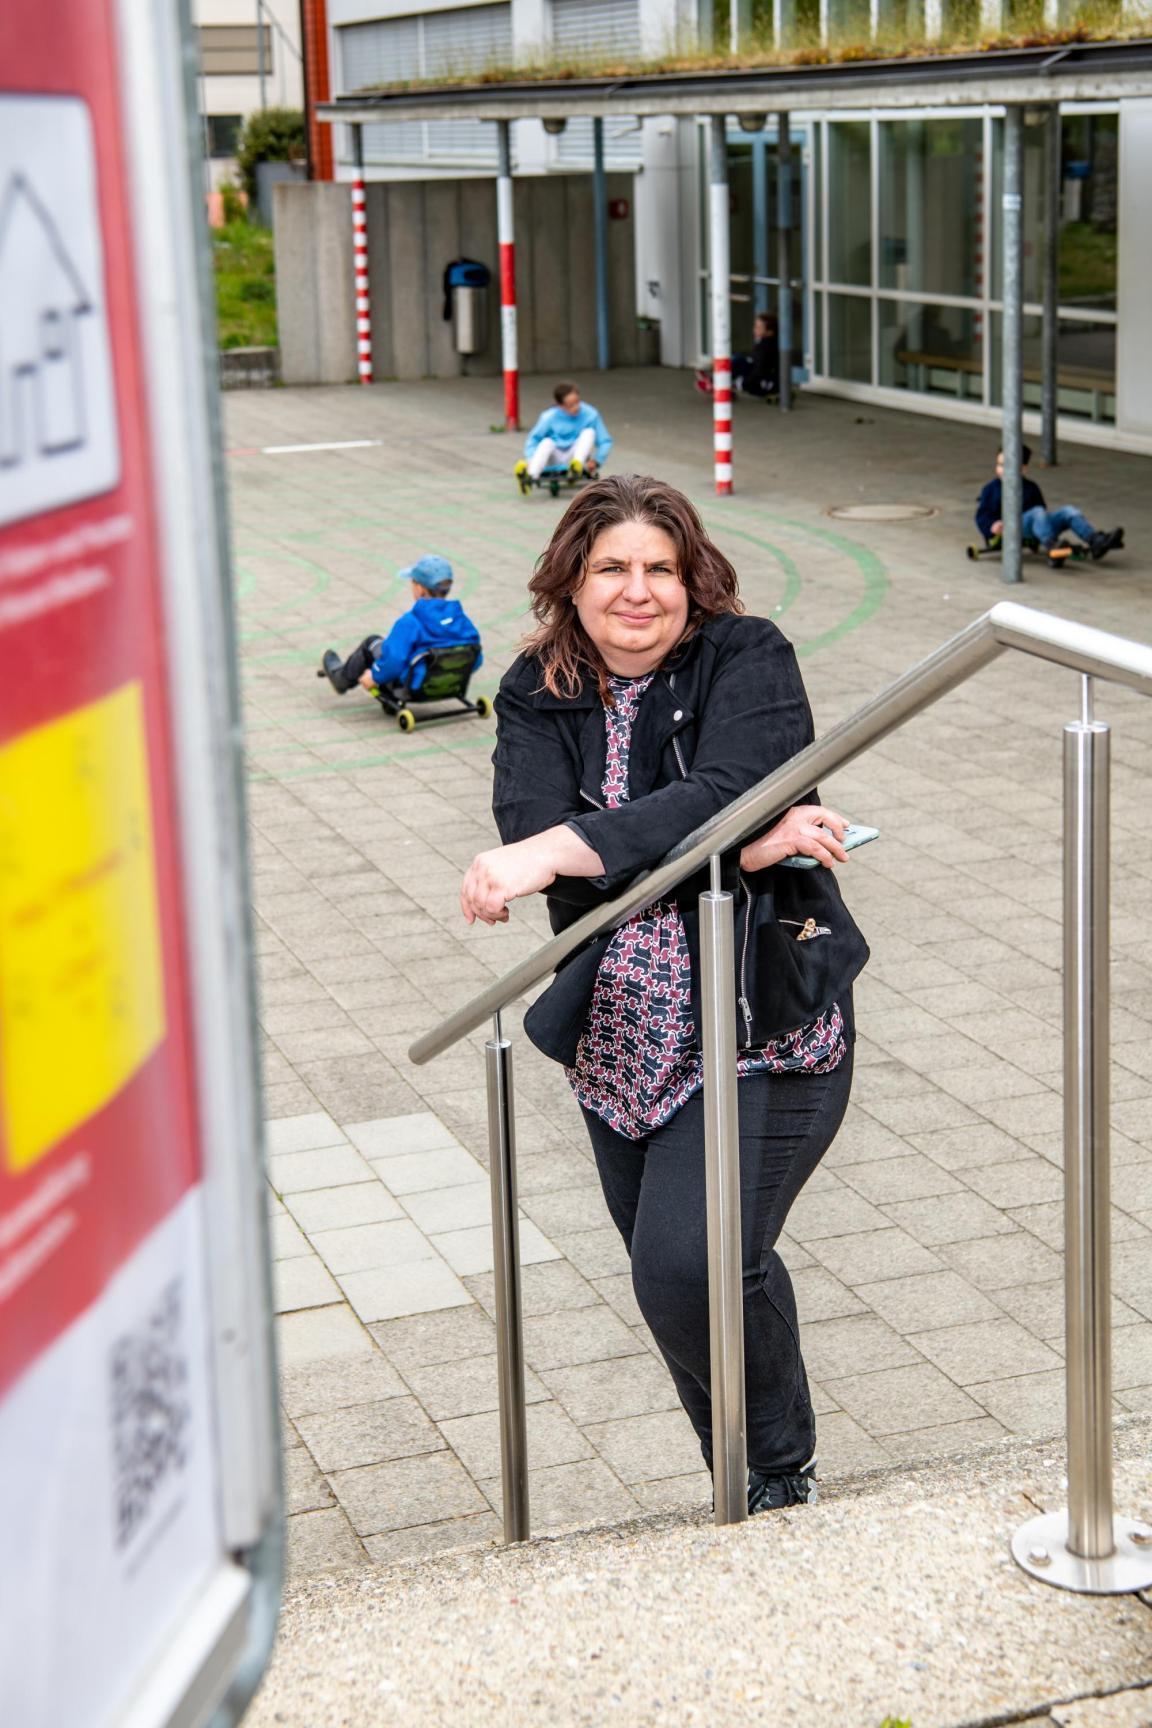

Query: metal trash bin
447,260,490,355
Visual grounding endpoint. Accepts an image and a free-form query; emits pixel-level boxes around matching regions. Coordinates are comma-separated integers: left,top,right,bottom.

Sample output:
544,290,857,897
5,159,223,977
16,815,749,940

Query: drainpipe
593,117,610,371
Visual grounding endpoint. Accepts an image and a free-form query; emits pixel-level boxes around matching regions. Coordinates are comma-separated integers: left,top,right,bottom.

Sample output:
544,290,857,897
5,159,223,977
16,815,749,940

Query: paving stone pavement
226,371,1152,1577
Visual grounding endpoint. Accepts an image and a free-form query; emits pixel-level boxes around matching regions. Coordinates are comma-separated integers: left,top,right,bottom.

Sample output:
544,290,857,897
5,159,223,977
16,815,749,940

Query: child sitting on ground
319,555,481,697
695,312,780,399
515,382,613,488
976,445,1124,565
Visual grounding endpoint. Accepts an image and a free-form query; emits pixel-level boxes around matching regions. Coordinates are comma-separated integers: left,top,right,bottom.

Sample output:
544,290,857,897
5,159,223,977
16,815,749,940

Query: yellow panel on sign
0,683,166,1172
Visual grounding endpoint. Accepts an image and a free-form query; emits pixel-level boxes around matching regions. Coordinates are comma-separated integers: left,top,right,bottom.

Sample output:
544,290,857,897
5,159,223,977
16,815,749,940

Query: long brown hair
524,474,743,698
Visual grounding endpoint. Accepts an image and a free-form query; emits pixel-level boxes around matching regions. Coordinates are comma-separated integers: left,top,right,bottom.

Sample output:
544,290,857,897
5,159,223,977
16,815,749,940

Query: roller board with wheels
317,648,493,733
514,458,597,498
967,534,1090,570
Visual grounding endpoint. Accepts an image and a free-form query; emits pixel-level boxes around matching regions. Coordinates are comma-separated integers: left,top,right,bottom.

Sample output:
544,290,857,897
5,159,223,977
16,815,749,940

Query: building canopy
318,36,1152,124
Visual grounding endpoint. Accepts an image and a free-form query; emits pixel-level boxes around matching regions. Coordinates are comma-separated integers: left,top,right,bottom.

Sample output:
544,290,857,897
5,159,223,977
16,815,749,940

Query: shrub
220,179,247,225
236,106,305,206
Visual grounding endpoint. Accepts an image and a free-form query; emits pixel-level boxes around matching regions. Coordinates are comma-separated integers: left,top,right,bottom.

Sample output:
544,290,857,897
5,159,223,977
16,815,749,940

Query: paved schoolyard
225,370,1152,1577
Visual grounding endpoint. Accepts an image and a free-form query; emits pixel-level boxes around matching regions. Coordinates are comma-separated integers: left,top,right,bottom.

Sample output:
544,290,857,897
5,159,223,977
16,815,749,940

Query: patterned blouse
567,673,845,1139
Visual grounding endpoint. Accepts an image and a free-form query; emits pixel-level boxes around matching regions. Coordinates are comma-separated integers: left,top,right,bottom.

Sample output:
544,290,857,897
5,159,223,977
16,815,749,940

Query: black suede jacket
492,612,868,1066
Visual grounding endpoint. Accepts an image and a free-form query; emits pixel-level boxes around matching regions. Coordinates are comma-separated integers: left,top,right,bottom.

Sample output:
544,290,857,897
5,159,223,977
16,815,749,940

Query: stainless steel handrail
410,601,1152,1068
409,601,1152,1586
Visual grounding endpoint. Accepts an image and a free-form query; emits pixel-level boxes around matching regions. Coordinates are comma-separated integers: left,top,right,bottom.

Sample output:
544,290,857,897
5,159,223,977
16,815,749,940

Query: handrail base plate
1011,1509,1152,1594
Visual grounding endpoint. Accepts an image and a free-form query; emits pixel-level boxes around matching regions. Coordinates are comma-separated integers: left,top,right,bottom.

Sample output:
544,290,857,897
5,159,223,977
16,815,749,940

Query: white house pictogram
0,175,94,470
0,95,119,530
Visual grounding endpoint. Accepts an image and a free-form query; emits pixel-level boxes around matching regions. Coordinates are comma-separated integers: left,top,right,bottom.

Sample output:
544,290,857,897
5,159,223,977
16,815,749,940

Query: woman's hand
461,840,555,925
739,804,851,873
461,826,607,925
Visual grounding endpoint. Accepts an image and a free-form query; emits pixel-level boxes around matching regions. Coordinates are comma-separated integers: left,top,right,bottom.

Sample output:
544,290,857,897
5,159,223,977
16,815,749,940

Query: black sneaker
1090,528,1123,561
748,1461,818,1514
320,649,349,693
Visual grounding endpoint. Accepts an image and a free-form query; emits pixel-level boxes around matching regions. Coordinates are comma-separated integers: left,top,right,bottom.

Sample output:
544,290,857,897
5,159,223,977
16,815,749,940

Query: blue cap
399,554,453,592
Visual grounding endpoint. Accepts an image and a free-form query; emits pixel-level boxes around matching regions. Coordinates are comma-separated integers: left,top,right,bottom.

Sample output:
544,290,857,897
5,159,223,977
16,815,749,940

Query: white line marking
260,439,384,455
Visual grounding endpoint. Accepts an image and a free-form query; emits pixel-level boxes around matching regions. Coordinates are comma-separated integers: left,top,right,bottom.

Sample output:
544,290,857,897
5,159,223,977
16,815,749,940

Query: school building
294,2,1152,453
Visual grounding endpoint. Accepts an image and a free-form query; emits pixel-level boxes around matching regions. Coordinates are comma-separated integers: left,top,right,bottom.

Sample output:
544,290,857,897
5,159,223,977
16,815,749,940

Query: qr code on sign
110,1279,191,1549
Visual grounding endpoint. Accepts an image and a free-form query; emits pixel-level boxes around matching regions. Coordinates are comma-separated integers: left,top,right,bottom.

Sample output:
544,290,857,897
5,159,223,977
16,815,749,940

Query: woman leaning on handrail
460,474,869,1514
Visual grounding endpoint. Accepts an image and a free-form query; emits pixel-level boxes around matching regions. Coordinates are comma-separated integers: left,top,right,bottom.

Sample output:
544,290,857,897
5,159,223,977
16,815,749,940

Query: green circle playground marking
774,516,890,658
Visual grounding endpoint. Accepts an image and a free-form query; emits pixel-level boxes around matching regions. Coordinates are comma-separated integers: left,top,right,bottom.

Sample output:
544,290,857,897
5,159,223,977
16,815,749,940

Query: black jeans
581,1048,854,1476
337,635,387,686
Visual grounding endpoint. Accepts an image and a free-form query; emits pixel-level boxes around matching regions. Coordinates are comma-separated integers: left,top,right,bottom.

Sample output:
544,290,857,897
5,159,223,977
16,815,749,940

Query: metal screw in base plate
1012,1510,1152,1594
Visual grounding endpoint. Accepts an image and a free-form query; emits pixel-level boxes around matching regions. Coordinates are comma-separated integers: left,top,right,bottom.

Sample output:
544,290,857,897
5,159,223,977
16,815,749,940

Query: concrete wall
274,182,359,384
275,172,645,385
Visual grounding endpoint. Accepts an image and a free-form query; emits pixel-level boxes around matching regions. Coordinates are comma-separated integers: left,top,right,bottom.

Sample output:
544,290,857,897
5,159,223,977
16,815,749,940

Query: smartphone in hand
778,823,880,870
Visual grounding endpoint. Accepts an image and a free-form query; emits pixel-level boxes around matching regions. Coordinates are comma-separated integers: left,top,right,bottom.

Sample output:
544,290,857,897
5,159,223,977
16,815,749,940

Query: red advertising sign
0,1,202,1392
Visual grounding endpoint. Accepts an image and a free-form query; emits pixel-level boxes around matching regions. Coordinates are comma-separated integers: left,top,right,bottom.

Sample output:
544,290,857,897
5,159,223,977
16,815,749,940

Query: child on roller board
318,555,481,699
975,446,1124,568
515,382,613,491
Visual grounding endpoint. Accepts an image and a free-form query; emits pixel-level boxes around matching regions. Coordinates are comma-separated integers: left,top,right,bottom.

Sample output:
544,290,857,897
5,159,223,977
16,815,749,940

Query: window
205,114,243,159
811,108,1118,425
828,293,871,382
827,122,871,287
199,25,272,77
550,0,640,56
879,118,982,300
339,5,512,162
987,110,1118,423
550,0,642,166
1059,113,1118,314
989,313,1115,424
879,299,983,401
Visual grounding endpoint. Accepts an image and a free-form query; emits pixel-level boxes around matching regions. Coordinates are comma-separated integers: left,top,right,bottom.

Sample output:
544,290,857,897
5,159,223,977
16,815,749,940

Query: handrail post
700,856,748,1526
1012,681,1152,1592
486,1014,530,1543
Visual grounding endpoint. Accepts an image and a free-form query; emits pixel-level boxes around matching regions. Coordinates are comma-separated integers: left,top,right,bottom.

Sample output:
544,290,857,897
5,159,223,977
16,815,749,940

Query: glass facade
827,122,871,286
808,106,1119,424
878,118,982,299
702,124,808,363
878,299,983,402
828,293,871,382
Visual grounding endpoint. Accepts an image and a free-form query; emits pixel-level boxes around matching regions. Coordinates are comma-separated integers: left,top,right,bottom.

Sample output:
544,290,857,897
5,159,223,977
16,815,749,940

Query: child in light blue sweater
516,382,613,486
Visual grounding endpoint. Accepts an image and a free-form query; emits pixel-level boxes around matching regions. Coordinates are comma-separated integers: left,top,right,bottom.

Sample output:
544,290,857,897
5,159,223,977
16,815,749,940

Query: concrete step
247,1417,1152,1728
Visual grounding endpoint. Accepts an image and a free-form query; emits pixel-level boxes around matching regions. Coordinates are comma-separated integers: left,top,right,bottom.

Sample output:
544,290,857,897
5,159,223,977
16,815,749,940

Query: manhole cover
827,503,938,522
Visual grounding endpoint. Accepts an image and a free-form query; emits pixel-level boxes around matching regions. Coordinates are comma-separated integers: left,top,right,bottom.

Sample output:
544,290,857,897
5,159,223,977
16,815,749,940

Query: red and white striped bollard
496,120,519,431
709,117,732,495
351,126,372,385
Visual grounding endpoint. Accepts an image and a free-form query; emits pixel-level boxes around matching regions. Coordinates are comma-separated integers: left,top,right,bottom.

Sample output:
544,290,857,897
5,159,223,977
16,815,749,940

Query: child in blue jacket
976,446,1123,563
516,382,613,487
320,556,481,697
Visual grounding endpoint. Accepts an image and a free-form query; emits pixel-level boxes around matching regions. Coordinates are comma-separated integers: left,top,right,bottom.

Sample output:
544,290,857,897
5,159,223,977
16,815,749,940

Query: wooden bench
895,348,1111,416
